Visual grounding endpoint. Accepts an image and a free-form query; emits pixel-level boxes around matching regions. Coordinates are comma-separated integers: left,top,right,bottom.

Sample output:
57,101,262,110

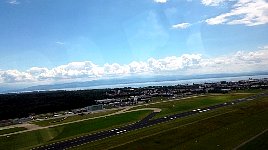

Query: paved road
32,93,268,150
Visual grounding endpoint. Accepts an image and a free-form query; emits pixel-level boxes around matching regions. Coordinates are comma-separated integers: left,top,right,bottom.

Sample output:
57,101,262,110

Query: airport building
86,104,103,111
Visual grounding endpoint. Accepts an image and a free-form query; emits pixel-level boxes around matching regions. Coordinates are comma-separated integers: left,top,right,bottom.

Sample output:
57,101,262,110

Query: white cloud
201,0,231,6
103,63,129,75
172,23,191,29
206,0,268,26
55,41,65,45
154,0,168,3
1,46,268,84
259,45,268,49
37,61,103,80
0,70,33,83
8,0,20,5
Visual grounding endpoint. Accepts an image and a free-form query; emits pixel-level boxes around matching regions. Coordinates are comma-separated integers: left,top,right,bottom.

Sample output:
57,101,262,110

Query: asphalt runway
32,93,267,150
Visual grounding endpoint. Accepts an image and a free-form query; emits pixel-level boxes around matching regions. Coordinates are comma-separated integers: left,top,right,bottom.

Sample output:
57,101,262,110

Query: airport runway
32,93,267,150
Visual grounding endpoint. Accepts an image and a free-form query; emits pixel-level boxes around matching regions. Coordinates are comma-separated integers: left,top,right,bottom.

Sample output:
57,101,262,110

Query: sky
0,0,268,88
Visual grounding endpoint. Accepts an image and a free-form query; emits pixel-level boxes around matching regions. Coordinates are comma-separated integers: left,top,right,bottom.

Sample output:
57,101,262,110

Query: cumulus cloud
197,48,268,73
1,47,268,84
36,61,103,80
172,23,191,29
205,0,268,26
103,63,129,75
154,0,168,3
0,70,33,83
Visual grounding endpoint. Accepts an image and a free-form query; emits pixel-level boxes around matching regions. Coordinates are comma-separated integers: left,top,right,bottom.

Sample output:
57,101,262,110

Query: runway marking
106,110,236,150
234,128,268,150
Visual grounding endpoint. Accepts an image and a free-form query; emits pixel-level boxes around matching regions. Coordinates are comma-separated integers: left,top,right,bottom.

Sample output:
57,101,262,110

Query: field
0,110,151,150
72,91,268,150
0,127,26,135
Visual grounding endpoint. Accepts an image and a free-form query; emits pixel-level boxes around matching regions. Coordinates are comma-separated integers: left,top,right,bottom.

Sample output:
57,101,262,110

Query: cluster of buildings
71,104,104,114
95,78,268,108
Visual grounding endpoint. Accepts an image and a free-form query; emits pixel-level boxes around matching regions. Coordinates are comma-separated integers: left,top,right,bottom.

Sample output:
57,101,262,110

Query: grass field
0,127,26,135
132,93,256,118
73,93,268,150
0,110,151,150
33,109,119,126
239,129,268,150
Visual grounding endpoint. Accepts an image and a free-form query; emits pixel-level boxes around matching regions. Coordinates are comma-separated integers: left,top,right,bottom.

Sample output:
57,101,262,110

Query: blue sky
0,0,268,87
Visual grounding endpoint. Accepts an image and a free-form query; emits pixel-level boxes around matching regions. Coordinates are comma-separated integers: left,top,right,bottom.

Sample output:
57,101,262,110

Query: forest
0,89,113,120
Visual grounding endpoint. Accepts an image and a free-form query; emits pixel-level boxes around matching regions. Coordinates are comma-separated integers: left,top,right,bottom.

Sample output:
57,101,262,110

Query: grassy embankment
0,127,26,135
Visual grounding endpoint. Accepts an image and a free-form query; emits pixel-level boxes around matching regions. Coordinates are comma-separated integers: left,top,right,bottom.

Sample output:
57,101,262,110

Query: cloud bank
1,47,268,84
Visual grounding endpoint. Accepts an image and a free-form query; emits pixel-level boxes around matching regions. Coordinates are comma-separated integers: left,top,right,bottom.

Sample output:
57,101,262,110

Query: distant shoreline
6,74,268,94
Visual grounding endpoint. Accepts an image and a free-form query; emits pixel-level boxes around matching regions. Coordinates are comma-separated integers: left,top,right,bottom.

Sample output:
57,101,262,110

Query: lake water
54,74,268,91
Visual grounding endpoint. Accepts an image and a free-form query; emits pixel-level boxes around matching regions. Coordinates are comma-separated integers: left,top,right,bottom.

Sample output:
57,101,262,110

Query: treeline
0,89,112,120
